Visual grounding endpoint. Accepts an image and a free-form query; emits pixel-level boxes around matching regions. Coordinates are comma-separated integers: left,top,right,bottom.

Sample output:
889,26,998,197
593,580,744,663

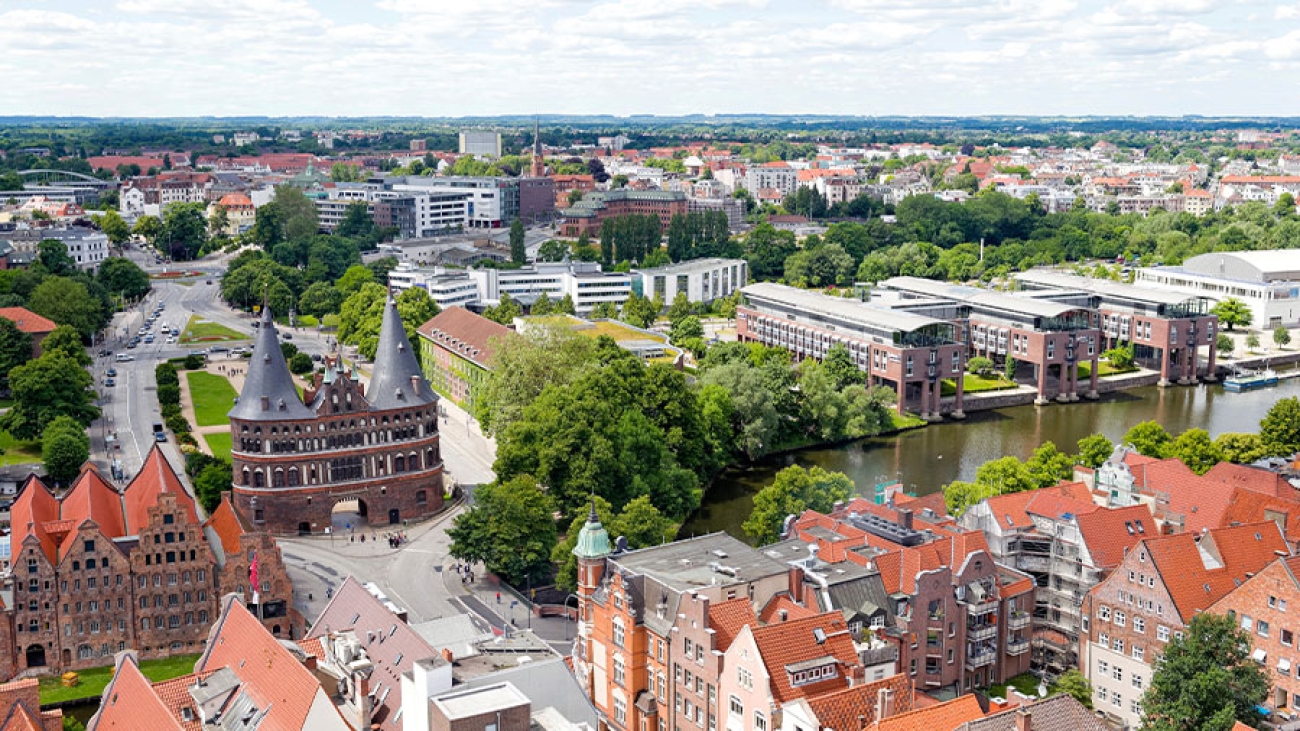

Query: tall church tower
529,118,545,177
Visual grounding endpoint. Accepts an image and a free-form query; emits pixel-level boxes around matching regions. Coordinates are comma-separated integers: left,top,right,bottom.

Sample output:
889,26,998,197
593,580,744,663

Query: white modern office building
389,176,519,229
41,227,110,270
458,131,502,157
633,258,748,304
387,264,482,309
1136,250,1300,329
389,261,633,315
315,183,471,239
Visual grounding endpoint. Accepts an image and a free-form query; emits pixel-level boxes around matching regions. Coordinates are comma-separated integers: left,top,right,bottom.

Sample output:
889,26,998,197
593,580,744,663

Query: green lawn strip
940,373,1017,397
321,314,340,328
180,314,247,344
39,652,202,704
1077,361,1138,378
185,371,238,427
987,672,1043,700
203,431,233,461
0,430,41,465
890,412,927,430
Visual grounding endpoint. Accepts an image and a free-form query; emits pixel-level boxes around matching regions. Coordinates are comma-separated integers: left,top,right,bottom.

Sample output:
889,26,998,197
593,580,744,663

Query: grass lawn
203,431,233,461
39,652,202,704
0,430,41,466
1077,360,1138,379
321,314,340,329
988,672,1043,700
185,371,238,427
890,412,927,431
940,373,1017,396
180,314,247,344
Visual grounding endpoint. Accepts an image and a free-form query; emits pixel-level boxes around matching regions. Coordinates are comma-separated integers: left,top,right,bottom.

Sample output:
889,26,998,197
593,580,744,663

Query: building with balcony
1081,521,1289,729
958,483,1156,674
738,283,966,418
558,190,688,237
1015,269,1217,385
877,277,1101,404
1135,249,1300,330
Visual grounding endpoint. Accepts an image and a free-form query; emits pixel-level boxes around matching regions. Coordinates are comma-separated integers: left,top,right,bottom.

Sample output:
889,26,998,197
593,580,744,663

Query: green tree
35,240,76,276
273,185,320,242
555,293,576,315
1214,432,1268,464
483,292,523,325
1274,326,1292,349
744,466,852,545
1260,397,1300,456
1054,669,1093,710
336,264,375,298
288,352,314,375
193,461,232,514
208,204,230,239
509,218,526,265
298,281,342,318
1,354,99,440
335,201,379,247
1170,428,1222,475
0,318,32,393
823,342,863,389
1004,356,1018,382
97,256,151,301
160,202,208,261
944,480,1000,516
1141,612,1269,731
620,292,658,329
41,325,91,366
1104,343,1135,370
1124,421,1173,458
447,475,558,586
530,293,555,316
42,416,89,487
796,360,849,441
132,215,163,248
475,323,598,436
1216,333,1235,359
1076,433,1115,469
698,361,782,459
669,315,703,346
551,496,676,592
966,356,994,377
537,239,568,262
1025,441,1074,487
1210,297,1253,331
28,277,104,339
98,209,130,245
666,292,694,324
589,301,618,319
1245,331,1261,351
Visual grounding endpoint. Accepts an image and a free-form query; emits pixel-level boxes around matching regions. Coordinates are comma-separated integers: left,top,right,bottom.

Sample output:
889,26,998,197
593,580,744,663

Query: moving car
105,378,116,387
106,368,117,377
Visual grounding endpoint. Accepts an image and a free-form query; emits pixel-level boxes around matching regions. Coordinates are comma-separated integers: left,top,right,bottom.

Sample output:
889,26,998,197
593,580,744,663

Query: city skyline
5,0,1300,118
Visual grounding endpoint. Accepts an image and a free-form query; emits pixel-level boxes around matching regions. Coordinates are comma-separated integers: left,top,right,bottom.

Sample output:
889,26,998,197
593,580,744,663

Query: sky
3,0,1300,118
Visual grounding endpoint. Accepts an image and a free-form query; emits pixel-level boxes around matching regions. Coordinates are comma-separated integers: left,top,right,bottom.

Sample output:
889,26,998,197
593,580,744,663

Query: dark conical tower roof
228,307,314,421
367,295,437,411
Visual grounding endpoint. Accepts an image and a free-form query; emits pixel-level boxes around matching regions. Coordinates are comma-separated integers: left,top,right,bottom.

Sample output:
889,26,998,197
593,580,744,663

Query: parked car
115,354,134,362
105,378,116,387
154,432,167,443
106,368,117,377
280,332,293,340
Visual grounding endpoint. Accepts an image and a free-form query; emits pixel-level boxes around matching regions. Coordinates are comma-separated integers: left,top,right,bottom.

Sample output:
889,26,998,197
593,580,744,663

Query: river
681,376,1300,540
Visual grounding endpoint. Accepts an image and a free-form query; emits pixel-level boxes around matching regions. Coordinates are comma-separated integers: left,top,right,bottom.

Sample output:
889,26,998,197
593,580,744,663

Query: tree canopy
743,465,853,544
1141,612,1269,731
447,475,558,586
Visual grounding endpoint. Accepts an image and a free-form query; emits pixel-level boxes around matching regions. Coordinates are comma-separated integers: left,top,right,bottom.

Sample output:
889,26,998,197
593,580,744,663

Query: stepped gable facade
228,300,444,534
4,448,298,680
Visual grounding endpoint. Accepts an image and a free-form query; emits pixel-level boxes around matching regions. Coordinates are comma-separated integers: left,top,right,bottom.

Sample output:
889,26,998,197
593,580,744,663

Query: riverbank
682,374,1300,539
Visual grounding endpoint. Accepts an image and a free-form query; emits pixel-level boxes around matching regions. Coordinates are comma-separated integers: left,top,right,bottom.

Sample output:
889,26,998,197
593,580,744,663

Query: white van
115,353,134,362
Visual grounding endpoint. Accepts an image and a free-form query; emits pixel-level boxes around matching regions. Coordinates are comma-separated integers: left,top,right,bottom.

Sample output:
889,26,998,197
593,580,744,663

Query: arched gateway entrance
331,498,369,530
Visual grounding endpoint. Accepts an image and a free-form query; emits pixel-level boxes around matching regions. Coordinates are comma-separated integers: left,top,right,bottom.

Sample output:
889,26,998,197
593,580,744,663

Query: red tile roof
708,598,758,651
150,671,218,731
89,653,185,730
758,595,818,625
1146,521,1288,623
198,596,340,730
869,694,984,731
203,494,250,558
1204,462,1295,499
0,678,59,731
123,447,198,534
1127,456,1229,534
0,308,55,335
752,612,859,704
59,465,126,550
417,307,515,369
804,674,914,731
10,476,61,564
1075,504,1156,569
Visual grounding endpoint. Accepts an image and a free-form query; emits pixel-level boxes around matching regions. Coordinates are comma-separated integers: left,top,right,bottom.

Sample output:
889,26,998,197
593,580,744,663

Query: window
614,697,627,724
1283,629,1294,647
1098,660,1109,675
1100,606,1111,621
754,713,766,731
1133,674,1144,689
1133,617,1145,634
1113,666,1123,682
1131,699,1142,715
1100,632,1109,647
614,656,625,686
1114,611,1126,628
738,668,753,690
1133,645,1145,661
1112,638,1123,652
1259,620,1271,638
1111,690,1122,707
658,673,665,699
613,620,625,648
729,696,743,717
1242,615,1254,632
1158,625,1170,642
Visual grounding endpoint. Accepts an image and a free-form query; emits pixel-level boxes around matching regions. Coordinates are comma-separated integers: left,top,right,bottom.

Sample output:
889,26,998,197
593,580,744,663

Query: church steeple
529,118,545,178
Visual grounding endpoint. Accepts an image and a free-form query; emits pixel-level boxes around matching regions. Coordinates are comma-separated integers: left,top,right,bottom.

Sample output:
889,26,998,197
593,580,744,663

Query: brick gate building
229,300,444,534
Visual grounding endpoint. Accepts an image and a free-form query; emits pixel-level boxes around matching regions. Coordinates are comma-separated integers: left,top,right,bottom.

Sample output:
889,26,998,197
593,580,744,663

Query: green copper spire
572,499,612,559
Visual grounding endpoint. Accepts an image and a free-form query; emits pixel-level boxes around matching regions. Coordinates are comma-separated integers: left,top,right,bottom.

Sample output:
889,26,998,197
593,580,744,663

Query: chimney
1015,708,1031,731
877,688,895,720
788,566,805,600
897,508,913,531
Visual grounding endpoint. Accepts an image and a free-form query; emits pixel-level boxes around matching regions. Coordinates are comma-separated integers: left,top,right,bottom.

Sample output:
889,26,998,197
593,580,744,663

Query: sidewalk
290,496,463,558
440,559,576,649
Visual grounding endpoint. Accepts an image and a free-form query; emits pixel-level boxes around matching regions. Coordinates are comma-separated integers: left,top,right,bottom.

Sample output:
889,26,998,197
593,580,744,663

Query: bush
967,356,994,377
176,433,198,447
1103,343,1135,370
183,354,205,370
160,403,182,420
155,363,179,387
165,414,191,434
288,352,313,375
156,383,180,407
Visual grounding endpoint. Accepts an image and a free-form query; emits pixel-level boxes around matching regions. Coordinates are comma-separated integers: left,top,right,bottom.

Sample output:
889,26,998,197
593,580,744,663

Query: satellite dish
1037,682,1048,698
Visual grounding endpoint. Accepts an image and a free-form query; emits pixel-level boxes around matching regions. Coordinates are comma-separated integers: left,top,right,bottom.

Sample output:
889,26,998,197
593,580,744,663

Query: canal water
681,377,1300,540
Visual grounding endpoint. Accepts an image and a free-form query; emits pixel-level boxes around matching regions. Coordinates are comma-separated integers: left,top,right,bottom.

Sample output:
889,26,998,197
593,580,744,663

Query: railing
1008,613,1031,631
1016,555,1051,573
965,651,996,670
966,599,998,616
1007,639,1030,655
967,624,998,642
